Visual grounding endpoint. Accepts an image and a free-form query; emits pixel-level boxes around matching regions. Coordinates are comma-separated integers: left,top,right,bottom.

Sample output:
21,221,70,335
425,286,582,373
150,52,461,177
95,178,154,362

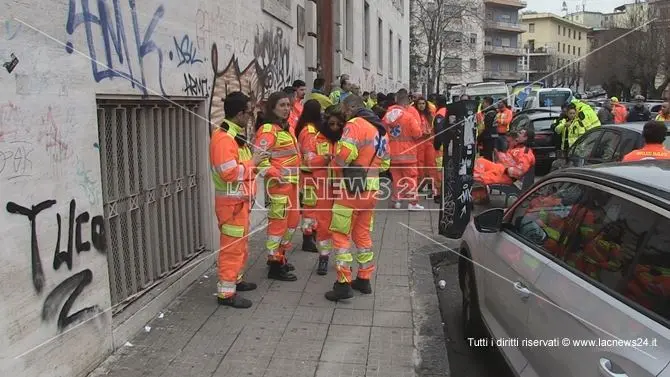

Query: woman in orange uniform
255,92,301,281
413,96,438,198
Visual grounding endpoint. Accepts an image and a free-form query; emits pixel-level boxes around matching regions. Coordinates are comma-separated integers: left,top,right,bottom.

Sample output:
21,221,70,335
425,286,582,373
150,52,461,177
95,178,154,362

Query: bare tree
585,4,667,99
410,0,483,94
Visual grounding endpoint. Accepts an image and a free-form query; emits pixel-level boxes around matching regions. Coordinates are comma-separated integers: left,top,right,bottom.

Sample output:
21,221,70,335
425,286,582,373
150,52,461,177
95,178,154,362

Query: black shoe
236,281,257,292
325,282,354,301
302,234,318,253
351,278,373,294
317,256,329,276
217,294,253,309
268,262,298,281
267,260,295,271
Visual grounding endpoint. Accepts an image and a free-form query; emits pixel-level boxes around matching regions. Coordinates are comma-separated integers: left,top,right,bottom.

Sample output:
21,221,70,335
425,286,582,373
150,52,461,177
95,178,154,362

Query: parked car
458,160,670,377
509,109,560,176
551,122,670,171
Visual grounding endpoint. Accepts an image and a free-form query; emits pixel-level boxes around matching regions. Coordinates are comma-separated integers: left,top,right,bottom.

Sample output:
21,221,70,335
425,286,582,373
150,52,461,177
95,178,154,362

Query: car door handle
513,281,530,301
599,358,628,377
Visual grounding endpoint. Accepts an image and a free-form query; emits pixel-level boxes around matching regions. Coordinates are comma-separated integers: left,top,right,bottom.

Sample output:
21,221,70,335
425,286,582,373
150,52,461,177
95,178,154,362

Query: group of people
597,95,670,124
210,76,450,309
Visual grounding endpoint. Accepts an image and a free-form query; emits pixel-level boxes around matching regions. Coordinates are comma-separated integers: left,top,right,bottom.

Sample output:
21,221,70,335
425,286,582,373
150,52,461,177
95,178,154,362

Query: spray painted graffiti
253,26,294,93
0,140,33,181
39,106,72,164
6,199,106,331
169,35,203,67
0,102,20,141
76,157,99,205
4,19,21,40
65,0,166,96
182,73,208,96
195,6,221,50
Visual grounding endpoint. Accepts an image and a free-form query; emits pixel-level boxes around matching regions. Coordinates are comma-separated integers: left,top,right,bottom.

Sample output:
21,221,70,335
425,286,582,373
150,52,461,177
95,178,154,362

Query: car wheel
461,259,487,343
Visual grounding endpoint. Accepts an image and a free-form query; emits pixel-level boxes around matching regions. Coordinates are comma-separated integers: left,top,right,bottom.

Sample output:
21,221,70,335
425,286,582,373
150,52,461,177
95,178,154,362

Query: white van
522,88,573,111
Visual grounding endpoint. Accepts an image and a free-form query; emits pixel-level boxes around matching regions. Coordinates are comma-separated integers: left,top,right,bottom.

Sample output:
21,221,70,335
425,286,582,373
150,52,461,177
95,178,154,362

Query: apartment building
566,1,651,29
483,0,527,82
521,13,590,90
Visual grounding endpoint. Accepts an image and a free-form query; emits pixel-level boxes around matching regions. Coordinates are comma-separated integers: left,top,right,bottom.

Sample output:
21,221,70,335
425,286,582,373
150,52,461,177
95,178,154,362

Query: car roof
598,122,647,133
559,160,670,203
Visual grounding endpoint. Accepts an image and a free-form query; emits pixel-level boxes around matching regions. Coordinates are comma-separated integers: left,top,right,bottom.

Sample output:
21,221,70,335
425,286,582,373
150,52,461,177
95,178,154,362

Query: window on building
558,25,561,34
345,0,353,53
398,38,402,79
470,58,477,71
563,27,566,36
569,29,572,38
563,44,566,53
389,29,394,76
470,33,477,44
529,23,535,32
378,18,383,70
444,57,462,73
502,37,511,47
558,42,561,50
578,47,581,56
579,31,582,40
364,2,370,64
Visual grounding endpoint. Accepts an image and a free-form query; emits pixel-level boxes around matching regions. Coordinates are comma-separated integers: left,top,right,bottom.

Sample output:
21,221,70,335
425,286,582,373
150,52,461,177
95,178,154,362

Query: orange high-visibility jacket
612,103,628,124
298,123,318,183
382,105,423,164
255,123,301,186
427,101,437,117
210,120,257,204
305,131,337,180
495,107,514,134
288,99,303,136
474,146,535,185
622,144,670,162
333,117,391,188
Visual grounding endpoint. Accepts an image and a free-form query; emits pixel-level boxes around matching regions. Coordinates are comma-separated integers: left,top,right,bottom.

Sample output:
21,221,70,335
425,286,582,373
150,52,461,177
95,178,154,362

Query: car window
562,189,654,295
617,133,640,160
539,91,571,107
591,131,620,160
571,130,602,160
532,118,557,132
623,216,670,321
508,181,587,257
651,105,663,112
510,115,530,131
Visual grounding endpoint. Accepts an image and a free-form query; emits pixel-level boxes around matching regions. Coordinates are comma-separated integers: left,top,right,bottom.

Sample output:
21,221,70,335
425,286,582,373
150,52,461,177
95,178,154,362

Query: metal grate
97,99,208,307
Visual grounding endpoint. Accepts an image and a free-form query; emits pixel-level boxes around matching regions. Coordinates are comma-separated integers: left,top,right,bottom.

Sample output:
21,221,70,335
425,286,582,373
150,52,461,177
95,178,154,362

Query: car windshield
532,118,556,132
539,91,571,107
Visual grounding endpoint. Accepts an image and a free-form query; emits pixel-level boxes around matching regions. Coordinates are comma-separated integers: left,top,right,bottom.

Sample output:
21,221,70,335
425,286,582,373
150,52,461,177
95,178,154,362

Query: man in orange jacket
289,80,306,129
495,99,514,151
326,95,391,301
210,92,268,308
623,121,670,161
383,89,424,210
473,128,535,186
256,92,302,281
611,97,628,124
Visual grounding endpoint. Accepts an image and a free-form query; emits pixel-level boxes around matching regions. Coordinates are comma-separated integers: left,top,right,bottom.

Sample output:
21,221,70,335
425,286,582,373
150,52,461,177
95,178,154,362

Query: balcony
483,45,525,56
484,20,526,33
483,70,524,81
484,0,527,9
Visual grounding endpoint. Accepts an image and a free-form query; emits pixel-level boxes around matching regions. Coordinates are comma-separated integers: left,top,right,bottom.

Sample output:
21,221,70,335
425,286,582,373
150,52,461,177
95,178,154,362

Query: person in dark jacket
627,95,652,122
478,96,498,160
597,99,614,125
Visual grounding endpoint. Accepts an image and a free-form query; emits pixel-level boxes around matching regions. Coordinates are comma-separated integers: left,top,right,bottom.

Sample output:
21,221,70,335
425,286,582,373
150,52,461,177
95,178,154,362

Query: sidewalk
89,199,450,377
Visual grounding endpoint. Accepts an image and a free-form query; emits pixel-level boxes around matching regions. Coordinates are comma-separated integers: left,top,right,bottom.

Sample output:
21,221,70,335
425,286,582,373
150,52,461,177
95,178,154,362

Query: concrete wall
0,0,350,376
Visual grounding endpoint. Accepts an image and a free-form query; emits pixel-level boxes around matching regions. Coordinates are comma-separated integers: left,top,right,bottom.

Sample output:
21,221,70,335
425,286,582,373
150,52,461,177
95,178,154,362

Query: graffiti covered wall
0,0,305,376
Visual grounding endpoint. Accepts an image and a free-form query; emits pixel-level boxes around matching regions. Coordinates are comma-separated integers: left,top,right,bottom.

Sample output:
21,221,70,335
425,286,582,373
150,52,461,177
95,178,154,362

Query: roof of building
520,12,592,29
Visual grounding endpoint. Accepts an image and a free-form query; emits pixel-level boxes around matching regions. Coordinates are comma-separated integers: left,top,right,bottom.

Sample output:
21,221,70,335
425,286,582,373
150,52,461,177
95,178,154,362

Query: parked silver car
458,160,670,377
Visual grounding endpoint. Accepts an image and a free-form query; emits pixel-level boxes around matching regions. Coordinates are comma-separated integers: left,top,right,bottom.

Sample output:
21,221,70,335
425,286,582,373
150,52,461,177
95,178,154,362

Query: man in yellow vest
305,78,334,110
210,92,268,309
656,102,670,121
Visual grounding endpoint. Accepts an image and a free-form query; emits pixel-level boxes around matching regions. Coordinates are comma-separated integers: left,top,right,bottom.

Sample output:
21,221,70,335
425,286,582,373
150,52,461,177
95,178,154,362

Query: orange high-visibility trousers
266,183,301,262
330,195,377,283
417,139,438,194
216,201,250,298
300,181,316,236
313,183,334,256
390,164,418,204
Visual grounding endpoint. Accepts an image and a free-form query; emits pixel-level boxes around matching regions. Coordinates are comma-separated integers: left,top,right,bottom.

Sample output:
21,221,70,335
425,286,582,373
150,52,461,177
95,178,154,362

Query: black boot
268,262,298,281
325,282,354,301
267,259,295,271
217,294,252,309
352,278,373,294
302,233,318,253
236,281,257,292
317,256,329,276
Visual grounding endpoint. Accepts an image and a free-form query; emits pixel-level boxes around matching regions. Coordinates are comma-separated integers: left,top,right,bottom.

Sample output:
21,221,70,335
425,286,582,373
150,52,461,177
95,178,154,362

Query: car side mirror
474,208,505,233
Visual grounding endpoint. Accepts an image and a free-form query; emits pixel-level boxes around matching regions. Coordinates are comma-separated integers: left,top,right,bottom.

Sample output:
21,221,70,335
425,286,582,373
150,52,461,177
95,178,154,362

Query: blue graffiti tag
65,0,166,96
169,35,203,67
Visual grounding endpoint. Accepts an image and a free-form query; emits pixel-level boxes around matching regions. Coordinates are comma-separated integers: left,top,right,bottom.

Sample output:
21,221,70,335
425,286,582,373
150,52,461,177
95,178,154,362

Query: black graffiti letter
42,269,101,331
53,200,75,270
91,215,106,251
6,200,57,293
75,211,91,252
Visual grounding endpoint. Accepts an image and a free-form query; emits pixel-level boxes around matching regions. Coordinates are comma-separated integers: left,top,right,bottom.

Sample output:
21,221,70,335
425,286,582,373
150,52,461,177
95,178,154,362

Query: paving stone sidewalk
89,199,450,377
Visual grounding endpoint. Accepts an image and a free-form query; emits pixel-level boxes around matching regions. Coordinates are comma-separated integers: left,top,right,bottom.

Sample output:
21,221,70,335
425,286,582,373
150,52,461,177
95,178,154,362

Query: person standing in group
330,74,351,105
326,95,390,301
288,80,306,133
627,95,652,122
210,91,268,308
611,97,628,124
302,105,346,275
256,92,301,282
296,100,323,253
432,95,448,204
656,102,670,122
413,96,438,198
597,98,615,125
623,121,670,161
478,97,498,161
495,99,514,151
383,89,424,210
306,78,333,110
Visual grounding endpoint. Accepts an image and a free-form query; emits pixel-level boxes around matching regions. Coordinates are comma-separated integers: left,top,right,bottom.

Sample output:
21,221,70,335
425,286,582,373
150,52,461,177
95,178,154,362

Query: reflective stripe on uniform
271,149,298,158
356,249,374,268
215,160,238,173
221,223,245,238
217,281,236,295
281,228,297,244
391,154,417,162
266,235,282,252
237,164,245,181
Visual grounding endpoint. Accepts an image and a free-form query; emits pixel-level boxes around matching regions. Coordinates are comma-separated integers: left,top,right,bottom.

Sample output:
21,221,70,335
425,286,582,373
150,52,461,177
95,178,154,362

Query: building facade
0,1,408,377
521,13,590,90
483,0,527,82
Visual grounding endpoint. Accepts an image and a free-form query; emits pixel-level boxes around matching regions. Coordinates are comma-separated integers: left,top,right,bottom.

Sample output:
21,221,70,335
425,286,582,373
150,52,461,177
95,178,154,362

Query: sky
525,0,631,15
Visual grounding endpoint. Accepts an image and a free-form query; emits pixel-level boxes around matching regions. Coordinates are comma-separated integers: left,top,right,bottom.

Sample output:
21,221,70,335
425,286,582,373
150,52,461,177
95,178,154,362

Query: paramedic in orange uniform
413,96,438,197
495,99,514,151
383,89,424,210
622,121,670,162
474,128,535,186
326,95,391,301
296,99,322,253
255,92,302,282
210,92,268,308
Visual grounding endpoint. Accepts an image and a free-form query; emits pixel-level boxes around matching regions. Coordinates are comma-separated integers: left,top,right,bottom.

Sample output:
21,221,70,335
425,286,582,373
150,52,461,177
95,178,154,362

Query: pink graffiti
40,106,71,162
